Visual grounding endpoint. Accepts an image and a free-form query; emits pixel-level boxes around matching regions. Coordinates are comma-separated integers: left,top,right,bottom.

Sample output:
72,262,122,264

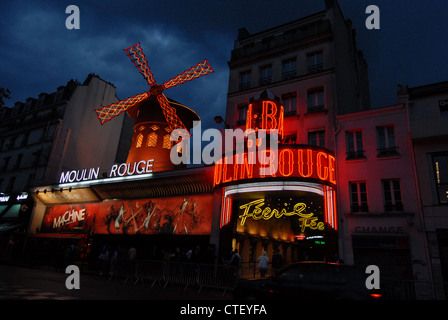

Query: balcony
230,20,331,61
384,203,404,212
346,150,366,160
351,203,369,213
377,147,399,158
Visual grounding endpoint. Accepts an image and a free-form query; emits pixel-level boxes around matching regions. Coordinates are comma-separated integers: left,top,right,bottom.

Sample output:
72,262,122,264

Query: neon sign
238,198,325,232
59,159,155,185
246,99,284,139
214,146,336,187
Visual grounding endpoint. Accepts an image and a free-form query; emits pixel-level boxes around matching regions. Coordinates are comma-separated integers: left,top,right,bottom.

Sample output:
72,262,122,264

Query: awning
0,204,21,219
0,222,24,234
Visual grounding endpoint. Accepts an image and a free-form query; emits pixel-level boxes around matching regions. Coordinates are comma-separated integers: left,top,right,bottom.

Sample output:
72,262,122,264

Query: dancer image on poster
173,198,189,234
114,203,126,231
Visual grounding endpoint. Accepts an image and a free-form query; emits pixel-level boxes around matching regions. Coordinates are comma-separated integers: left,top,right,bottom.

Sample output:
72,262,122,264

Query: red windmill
94,43,213,172
94,43,213,137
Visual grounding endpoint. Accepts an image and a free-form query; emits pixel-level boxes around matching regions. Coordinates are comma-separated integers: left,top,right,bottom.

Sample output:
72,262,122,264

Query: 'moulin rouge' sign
214,145,336,187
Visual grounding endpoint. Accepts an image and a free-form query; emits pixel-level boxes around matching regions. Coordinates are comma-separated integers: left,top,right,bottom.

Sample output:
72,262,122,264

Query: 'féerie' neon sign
238,198,325,232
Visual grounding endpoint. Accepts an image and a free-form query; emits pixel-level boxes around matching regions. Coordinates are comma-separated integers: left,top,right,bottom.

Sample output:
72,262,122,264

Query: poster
41,195,213,236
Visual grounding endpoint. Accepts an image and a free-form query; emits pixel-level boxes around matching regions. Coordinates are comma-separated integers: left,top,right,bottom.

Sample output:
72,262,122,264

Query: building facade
399,81,448,299
0,74,133,195
335,104,432,299
223,0,369,267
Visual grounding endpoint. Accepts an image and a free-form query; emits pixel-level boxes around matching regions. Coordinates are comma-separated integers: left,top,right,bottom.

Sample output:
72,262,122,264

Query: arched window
163,134,172,149
135,133,144,148
147,132,158,147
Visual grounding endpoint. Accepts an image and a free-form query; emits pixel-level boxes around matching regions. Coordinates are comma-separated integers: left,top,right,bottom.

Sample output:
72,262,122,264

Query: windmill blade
124,43,156,86
95,92,149,125
162,60,213,90
157,94,190,141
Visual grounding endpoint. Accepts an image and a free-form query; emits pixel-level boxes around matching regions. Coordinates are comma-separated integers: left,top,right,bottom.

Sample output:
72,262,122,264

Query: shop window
135,133,143,148
432,152,448,204
308,130,325,147
259,65,272,86
346,130,365,160
163,134,172,149
377,126,398,157
147,132,157,147
307,87,324,113
349,181,368,213
382,179,403,212
281,92,297,116
239,70,251,90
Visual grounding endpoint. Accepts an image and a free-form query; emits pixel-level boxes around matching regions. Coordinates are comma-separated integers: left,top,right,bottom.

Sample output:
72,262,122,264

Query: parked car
233,261,382,300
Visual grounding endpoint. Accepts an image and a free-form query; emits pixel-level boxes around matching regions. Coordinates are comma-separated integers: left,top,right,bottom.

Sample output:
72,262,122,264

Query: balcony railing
346,150,366,160
351,203,369,213
377,147,399,157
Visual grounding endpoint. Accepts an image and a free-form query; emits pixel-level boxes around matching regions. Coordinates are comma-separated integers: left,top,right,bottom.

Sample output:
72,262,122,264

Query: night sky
1,1,447,130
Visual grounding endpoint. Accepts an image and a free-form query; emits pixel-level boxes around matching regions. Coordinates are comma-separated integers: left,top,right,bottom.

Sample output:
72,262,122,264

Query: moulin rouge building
24,0,437,298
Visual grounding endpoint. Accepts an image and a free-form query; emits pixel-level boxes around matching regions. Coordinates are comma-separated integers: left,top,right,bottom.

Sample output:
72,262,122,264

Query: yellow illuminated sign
238,198,325,232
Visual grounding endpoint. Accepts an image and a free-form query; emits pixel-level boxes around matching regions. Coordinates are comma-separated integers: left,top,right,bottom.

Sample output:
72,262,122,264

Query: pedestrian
229,250,241,267
229,249,241,278
272,249,284,275
257,251,269,277
98,245,109,276
109,246,119,279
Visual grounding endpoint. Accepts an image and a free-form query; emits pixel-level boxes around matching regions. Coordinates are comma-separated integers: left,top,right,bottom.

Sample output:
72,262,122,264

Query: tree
0,88,11,107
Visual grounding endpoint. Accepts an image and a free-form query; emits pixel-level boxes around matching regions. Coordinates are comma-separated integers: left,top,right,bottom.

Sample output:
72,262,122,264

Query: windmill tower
94,43,213,172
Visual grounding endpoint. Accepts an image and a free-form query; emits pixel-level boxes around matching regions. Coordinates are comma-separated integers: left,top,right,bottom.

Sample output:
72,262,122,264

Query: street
0,263,232,300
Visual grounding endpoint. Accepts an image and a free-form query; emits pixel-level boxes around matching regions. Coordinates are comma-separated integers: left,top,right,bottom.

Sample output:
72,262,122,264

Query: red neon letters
214,146,336,187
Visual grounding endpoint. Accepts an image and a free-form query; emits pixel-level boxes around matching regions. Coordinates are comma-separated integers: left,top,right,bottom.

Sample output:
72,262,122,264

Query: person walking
257,251,269,277
272,249,284,276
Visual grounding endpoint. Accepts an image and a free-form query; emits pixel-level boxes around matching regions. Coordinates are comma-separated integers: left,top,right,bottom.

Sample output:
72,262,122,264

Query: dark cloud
1,0,447,127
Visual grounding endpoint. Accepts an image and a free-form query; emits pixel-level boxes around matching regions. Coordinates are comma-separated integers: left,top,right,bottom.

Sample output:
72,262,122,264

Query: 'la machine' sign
59,159,155,184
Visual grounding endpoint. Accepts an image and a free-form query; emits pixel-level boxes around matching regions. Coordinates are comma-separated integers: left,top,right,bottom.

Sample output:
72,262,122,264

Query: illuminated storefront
214,91,339,265
215,146,338,264
27,166,217,266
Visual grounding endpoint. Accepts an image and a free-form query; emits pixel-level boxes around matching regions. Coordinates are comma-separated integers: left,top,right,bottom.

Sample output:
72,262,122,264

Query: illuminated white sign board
59,159,155,186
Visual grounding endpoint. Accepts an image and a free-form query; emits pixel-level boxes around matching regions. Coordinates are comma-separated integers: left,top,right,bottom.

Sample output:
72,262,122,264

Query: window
282,134,297,145
308,130,325,147
135,133,144,148
281,93,297,116
307,87,324,113
439,99,448,113
382,179,403,212
237,104,248,125
259,65,272,86
147,132,158,147
307,51,323,73
6,177,15,193
14,154,23,169
349,181,368,213
240,70,251,90
377,126,398,157
432,153,448,204
282,58,296,80
163,134,172,149
2,156,10,172
346,131,365,159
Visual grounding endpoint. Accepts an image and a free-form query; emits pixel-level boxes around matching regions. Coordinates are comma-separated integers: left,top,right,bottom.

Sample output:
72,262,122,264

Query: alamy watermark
169,121,279,176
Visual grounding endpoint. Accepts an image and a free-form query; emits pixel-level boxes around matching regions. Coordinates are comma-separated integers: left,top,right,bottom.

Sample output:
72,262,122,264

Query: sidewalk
0,263,233,300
